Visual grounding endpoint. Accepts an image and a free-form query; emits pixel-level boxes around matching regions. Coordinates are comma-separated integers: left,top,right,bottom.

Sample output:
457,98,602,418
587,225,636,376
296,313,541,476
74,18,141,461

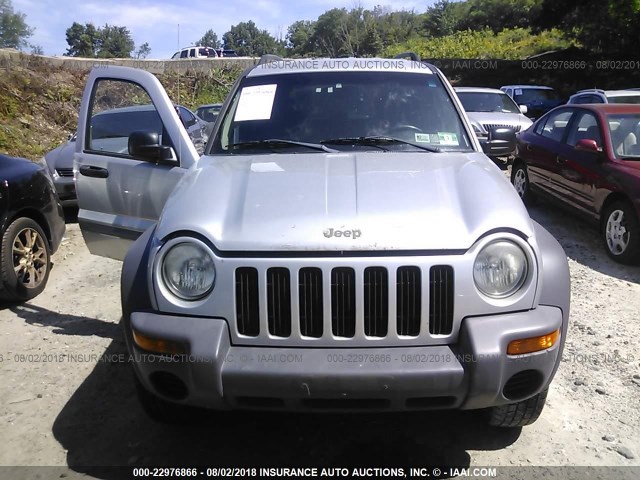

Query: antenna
177,23,182,160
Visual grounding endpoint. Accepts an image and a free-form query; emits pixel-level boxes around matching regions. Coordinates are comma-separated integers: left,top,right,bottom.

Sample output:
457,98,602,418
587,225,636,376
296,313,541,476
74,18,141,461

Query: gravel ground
0,197,639,478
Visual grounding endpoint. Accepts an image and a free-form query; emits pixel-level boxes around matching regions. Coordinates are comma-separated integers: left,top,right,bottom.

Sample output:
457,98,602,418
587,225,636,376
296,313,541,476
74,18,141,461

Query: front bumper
126,305,564,412
53,176,77,206
478,136,516,157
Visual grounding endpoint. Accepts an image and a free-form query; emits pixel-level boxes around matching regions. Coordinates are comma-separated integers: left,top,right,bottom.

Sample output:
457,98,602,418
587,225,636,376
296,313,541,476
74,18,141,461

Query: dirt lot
0,198,639,478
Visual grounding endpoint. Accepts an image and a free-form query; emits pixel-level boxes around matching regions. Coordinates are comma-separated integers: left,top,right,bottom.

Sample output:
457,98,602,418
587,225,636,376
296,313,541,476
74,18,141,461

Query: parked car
195,103,223,138
567,89,640,105
511,104,640,264
44,133,77,206
171,46,217,59
455,87,533,158
0,155,65,302
501,85,563,120
195,103,222,123
44,105,207,207
74,57,570,427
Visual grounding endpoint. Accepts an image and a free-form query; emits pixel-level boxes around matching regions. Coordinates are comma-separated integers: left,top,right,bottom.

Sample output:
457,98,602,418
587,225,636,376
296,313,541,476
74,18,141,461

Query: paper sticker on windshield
437,132,459,146
235,84,277,121
515,89,523,96
414,133,432,143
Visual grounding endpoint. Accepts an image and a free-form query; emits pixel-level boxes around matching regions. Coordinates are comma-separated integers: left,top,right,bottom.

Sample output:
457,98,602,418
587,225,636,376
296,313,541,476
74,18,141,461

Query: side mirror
575,139,601,153
519,105,528,114
128,131,175,163
481,126,517,157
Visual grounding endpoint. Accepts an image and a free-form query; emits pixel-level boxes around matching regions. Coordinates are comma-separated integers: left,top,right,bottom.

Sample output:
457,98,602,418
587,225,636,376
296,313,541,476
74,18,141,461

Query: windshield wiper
229,139,338,153
321,136,440,152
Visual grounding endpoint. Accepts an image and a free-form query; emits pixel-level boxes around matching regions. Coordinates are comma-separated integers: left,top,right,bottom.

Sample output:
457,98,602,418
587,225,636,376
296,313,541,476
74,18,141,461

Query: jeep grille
234,265,454,341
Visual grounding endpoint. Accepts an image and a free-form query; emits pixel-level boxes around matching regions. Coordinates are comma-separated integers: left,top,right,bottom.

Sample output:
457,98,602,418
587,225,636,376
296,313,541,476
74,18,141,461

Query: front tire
1,217,51,302
487,388,548,428
510,162,532,203
602,200,640,264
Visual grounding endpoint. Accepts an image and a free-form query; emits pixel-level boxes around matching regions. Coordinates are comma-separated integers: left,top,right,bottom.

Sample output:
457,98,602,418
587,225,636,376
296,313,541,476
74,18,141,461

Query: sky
13,0,431,58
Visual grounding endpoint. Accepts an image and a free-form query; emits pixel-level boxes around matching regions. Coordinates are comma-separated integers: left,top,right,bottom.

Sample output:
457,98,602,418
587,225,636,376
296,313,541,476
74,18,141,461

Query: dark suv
501,85,563,120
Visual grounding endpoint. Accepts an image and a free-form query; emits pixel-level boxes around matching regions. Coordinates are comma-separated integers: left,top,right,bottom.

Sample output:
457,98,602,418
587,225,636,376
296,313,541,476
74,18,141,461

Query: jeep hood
155,152,534,251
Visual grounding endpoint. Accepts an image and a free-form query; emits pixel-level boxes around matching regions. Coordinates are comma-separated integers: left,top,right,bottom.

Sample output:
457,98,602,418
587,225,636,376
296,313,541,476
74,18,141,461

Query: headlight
473,240,528,298
161,241,216,300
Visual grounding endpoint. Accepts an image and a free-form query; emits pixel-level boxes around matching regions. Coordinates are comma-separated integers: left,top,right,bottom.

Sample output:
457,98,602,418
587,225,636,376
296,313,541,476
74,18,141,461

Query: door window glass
567,112,602,148
88,79,170,157
539,110,573,142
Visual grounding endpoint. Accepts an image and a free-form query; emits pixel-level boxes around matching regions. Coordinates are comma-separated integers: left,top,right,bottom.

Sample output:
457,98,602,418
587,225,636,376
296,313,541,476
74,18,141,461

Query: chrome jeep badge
323,228,362,239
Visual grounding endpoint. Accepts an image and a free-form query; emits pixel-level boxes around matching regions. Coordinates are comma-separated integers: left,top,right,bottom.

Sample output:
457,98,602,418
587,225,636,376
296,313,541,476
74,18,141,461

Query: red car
511,104,640,264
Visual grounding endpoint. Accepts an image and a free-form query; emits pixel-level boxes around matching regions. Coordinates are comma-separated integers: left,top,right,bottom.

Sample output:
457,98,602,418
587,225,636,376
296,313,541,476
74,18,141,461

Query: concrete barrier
0,49,256,74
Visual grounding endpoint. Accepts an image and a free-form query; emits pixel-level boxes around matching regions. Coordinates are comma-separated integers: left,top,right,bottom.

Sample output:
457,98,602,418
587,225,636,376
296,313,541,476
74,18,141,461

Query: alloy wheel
12,227,48,289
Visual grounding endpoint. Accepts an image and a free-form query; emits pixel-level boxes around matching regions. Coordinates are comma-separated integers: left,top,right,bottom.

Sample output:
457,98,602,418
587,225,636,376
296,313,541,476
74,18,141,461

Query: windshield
608,95,640,105
514,88,560,104
211,71,473,154
608,113,640,159
457,91,520,113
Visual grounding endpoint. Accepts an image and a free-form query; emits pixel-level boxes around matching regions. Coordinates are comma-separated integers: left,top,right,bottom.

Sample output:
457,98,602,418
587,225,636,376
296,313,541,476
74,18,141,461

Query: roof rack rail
394,52,421,62
257,54,284,65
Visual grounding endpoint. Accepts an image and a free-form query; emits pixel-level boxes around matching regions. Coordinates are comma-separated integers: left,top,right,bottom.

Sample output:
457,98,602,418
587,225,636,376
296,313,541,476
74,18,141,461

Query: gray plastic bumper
128,305,563,411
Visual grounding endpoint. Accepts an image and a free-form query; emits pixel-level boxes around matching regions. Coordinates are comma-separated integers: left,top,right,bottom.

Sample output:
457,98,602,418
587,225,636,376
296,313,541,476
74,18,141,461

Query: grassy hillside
0,59,243,160
385,28,576,60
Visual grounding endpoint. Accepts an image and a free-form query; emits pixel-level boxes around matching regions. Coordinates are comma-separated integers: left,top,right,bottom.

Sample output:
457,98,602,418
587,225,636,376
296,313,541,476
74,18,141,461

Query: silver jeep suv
74,55,570,427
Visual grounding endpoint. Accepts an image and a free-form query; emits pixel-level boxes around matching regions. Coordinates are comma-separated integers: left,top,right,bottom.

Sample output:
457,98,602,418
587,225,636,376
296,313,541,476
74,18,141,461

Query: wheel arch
6,208,53,251
599,192,634,232
511,157,527,169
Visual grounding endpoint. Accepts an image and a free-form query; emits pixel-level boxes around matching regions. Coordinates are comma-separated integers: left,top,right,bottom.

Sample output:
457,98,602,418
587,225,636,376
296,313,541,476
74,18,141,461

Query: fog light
507,330,560,355
132,330,187,355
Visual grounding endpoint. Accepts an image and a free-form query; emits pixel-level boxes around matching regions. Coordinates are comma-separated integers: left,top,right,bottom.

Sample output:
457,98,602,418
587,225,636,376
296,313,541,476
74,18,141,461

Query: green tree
535,0,640,55
285,20,315,57
65,22,135,58
456,0,542,33
373,8,421,48
422,0,459,37
135,42,151,59
197,29,220,49
223,21,278,56
311,8,350,57
64,22,99,57
97,24,135,58
0,0,33,49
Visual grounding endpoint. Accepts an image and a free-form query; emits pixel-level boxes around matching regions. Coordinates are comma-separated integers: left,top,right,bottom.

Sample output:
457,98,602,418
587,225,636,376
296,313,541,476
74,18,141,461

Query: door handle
79,165,109,178
526,144,533,151
556,156,566,164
